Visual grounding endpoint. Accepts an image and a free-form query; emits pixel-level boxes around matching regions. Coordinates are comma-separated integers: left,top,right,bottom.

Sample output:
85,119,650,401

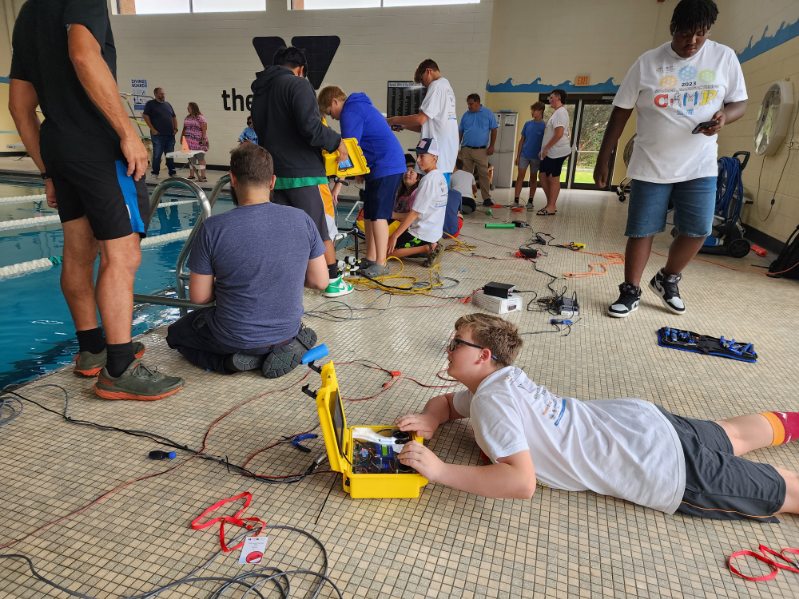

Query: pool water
0,179,358,389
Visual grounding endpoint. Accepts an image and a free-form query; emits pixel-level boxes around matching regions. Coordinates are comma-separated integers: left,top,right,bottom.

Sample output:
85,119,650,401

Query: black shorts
49,159,150,240
273,185,330,242
540,155,568,177
396,231,431,249
658,407,785,522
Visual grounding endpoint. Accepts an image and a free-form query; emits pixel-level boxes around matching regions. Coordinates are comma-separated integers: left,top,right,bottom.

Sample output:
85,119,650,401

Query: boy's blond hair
454,313,523,367
317,85,346,113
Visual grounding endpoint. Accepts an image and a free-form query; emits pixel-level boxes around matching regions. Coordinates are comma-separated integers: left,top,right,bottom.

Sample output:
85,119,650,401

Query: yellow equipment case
322,137,371,179
302,345,428,499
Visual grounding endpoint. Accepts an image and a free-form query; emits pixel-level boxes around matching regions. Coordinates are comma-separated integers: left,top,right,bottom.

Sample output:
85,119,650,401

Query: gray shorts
658,407,785,522
518,156,540,171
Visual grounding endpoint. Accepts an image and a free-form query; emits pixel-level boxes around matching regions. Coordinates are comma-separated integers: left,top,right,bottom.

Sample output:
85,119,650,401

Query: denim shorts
518,156,540,171
625,177,717,238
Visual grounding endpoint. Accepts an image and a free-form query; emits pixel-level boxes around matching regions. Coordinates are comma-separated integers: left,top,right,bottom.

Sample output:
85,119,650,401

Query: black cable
1,385,317,484
0,524,343,599
0,396,22,427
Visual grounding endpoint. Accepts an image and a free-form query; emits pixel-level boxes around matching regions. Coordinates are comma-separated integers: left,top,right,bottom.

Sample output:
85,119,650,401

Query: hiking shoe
482,198,493,207
650,269,686,314
225,353,264,373
323,275,353,298
261,324,317,379
423,243,443,267
526,201,534,212
95,359,184,401
75,342,145,377
362,263,389,278
608,282,642,318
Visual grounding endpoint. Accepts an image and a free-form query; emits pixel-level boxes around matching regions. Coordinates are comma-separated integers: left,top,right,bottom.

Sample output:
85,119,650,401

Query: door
538,94,616,190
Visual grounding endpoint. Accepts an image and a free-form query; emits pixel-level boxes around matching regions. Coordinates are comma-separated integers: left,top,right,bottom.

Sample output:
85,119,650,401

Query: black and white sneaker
650,269,686,314
608,282,642,318
482,198,493,207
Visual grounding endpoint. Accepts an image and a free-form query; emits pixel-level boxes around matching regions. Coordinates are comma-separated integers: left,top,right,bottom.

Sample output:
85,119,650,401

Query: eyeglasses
447,337,497,360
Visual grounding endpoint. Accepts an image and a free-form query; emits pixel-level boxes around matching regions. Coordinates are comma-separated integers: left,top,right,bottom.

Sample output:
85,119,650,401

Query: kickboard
657,327,757,363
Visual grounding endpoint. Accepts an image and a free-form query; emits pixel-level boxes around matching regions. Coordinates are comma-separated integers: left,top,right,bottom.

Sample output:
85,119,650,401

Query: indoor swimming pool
0,177,224,388
0,176,359,389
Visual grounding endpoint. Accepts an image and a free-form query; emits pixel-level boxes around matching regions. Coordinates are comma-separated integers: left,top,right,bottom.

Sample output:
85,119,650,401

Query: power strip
472,291,522,314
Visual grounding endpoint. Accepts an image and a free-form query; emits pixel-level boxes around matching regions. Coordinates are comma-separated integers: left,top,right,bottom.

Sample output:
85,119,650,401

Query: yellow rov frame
303,345,428,499
322,137,370,179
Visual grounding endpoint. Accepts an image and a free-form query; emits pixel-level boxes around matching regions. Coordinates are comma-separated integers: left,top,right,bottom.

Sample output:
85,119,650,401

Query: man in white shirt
387,59,459,184
538,89,571,216
594,0,747,319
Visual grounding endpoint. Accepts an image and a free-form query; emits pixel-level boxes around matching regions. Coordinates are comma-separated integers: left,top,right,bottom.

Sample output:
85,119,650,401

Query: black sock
106,342,135,377
327,263,338,279
76,328,105,354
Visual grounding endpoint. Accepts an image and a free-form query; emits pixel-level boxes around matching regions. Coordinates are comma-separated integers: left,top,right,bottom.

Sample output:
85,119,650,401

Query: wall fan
754,80,794,156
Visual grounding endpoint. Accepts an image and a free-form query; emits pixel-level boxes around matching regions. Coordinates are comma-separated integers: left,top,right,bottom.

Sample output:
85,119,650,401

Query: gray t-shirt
453,366,686,514
189,202,324,349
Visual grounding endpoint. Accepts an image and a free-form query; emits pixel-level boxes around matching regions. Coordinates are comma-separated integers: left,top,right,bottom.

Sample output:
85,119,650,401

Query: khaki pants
459,146,491,200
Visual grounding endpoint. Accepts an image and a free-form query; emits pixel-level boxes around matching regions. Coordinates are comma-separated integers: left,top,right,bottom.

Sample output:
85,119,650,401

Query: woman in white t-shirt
594,0,747,319
538,89,571,216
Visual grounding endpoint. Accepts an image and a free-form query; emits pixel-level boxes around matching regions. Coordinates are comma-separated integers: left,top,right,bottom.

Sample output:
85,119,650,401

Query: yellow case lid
323,138,371,178
315,361,349,474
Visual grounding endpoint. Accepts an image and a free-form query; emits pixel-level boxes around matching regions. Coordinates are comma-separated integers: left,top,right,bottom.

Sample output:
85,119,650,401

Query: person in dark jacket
318,86,406,278
250,46,353,298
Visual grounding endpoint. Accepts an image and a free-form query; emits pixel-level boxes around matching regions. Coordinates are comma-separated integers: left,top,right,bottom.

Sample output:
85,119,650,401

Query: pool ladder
133,175,230,315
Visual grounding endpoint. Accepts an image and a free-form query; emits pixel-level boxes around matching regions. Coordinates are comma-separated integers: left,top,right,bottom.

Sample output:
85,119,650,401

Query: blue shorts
518,156,540,171
626,177,717,238
363,173,403,221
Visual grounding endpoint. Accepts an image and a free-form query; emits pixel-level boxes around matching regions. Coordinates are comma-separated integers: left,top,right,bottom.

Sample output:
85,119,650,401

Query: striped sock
761,412,799,445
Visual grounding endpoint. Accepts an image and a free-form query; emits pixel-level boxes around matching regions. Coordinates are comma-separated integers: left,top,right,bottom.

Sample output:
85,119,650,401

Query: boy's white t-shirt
614,40,747,183
452,366,686,514
420,77,459,173
542,106,571,159
450,169,475,199
409,168,448,243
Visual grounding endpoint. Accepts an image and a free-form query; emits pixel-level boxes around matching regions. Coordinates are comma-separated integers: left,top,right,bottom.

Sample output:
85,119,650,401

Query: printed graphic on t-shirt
541,395,566,426
653,64,719,117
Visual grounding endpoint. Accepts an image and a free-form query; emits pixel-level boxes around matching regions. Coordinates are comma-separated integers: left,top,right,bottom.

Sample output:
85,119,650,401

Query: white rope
0,215,59,231
0,194,47,204
0,229,192,280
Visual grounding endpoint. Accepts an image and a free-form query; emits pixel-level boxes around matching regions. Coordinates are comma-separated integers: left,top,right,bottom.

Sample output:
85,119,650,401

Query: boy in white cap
387,137,448,261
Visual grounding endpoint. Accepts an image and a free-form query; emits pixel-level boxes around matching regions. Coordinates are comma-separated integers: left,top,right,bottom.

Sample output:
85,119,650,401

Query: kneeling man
167,143,328,377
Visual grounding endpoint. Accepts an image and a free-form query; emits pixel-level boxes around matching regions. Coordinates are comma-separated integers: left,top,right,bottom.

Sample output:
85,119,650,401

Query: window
291,0,478,9
116,0,266,15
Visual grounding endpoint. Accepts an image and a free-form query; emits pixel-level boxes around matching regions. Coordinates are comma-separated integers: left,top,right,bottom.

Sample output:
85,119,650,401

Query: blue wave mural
486,76,619,94
487,16,799,93
0,76,10,84
738,16,799,63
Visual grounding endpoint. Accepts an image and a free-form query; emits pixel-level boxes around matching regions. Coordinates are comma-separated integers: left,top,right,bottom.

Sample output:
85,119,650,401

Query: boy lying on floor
397,313,799,521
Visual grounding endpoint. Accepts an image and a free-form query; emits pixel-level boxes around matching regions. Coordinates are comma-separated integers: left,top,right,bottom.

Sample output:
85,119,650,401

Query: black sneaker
650,269,686,314
225,353,264,372
526,201,534,212
261,325,317,379
513,198,520,205
608,282,642,318
482,198,493,207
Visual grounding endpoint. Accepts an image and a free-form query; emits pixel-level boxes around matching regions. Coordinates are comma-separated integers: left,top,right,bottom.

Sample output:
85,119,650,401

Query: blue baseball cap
414,137,439,156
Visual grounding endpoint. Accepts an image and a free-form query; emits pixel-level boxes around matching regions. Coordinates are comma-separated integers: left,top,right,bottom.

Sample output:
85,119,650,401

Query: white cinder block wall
109,0,494,166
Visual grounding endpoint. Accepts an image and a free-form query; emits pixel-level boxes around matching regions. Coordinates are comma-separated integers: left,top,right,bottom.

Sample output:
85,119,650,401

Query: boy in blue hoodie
319,86,406,278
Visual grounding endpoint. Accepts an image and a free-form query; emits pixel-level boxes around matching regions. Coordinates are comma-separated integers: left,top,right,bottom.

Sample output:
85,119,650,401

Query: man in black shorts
9,0,183,401
251,46,353,298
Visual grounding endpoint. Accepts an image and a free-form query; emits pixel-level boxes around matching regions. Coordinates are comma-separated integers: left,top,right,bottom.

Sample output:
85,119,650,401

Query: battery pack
472,290,522,314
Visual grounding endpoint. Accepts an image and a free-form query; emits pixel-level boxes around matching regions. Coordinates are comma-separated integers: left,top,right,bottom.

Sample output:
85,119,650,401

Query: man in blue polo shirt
143,87,177,178
459,93,498,207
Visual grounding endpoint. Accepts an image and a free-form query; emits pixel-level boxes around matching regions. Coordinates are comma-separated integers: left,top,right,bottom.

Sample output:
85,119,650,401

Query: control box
472,290,522,314
314,358,428,499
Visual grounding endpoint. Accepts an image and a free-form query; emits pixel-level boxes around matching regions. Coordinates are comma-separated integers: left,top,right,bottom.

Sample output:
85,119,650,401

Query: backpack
768,225,799,279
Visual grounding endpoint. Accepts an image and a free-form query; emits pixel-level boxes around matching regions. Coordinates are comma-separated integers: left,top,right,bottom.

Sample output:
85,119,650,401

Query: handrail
135,176,225,315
